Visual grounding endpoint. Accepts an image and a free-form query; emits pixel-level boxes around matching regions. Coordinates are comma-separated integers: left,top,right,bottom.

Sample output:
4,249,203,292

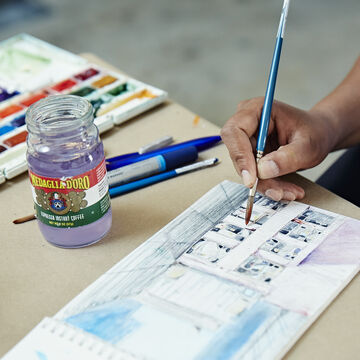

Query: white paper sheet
3,181,360,360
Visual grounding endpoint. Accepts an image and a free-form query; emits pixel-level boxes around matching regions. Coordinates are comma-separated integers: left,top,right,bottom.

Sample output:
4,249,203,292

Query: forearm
310,56,360,150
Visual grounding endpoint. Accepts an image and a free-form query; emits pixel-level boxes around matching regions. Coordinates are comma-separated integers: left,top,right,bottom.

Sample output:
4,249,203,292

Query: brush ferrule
248,150,263,196
249,178,258,197
256,150,263,163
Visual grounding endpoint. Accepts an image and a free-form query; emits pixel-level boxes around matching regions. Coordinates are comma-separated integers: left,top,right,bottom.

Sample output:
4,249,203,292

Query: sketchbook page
5,180,356,360
56,180,249,318
1,317,138,360
49,180,360,360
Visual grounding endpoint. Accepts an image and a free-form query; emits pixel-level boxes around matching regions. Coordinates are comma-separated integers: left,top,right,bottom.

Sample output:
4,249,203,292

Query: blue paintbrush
245,0,291,224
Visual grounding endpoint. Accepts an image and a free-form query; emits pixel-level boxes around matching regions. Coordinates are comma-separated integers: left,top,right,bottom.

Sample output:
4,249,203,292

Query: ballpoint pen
245,0,291,225
107,146,198,187
105,135,221,171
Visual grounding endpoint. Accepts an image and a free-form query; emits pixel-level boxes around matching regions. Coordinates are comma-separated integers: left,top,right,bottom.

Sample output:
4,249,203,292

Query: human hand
221,98,337,201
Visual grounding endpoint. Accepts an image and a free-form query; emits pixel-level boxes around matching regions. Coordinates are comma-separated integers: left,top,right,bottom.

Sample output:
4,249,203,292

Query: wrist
309,106,342,152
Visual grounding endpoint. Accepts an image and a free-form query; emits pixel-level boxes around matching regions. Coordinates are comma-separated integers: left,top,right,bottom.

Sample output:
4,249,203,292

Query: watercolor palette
0,34,168,185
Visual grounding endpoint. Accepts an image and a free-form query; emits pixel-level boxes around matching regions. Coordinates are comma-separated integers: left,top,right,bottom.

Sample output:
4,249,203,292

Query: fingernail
258,160,279,178
283,191,296,201
298,190,305,199
241,170,253,187
265,189,282,201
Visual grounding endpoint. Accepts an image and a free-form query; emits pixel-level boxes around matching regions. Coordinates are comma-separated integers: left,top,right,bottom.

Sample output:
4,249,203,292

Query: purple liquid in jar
26,95,112,248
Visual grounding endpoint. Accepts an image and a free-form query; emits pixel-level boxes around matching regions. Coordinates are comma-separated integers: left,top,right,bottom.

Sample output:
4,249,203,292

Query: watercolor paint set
0,34,168,185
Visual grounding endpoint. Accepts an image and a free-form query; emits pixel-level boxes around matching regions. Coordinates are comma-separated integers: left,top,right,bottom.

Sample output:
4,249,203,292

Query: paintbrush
13,214,36,224
245,0,291,225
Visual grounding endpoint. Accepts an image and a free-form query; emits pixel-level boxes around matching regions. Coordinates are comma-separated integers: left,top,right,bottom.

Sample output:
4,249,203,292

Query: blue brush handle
256,0,290,152
109,170,176,197
256,35,283,153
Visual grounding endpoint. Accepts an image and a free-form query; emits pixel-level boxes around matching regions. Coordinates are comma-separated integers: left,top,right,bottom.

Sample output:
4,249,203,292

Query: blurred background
0,0,359,181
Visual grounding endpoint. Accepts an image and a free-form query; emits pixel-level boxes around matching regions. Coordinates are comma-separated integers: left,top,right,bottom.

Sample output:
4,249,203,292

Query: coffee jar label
29,158,110,228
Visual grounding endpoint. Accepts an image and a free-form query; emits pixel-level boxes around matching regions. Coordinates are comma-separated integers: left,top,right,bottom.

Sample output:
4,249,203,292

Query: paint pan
20,93,47,107
0,125,15,136
74,68,99,81
0,104,24,119
3,130,28,147
51,79,78,92
70,86,96,97
92,75,117,88
96,89,156,117
0,88,19,103
10,114,26,127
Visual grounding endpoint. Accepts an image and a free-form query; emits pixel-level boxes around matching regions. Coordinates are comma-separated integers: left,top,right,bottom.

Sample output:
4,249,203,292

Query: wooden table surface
0,54,359,359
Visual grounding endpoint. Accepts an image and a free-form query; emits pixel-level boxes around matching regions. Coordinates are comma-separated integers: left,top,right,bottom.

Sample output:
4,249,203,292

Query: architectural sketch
3,181,360,360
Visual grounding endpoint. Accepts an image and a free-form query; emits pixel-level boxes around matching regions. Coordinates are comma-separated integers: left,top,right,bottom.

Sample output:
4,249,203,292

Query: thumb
258,140,312,179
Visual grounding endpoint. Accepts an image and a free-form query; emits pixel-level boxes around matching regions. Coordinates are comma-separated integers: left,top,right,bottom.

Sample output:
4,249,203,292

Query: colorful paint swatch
193,115,200,126
97,90,156,116
0,88,19,103
0,125,15,136
90,98,105,116
11,114,26,127
74,68,99,81
70,87,95,97
92,75,117,88
0,104,24,119
90,94,114,116
51,79,77,92
0,145,6,153
107,83,128,96
3,130,28,147
20,93,47,107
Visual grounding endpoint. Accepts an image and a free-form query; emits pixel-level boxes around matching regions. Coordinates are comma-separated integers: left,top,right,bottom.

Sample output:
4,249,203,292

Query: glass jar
26,95,112,248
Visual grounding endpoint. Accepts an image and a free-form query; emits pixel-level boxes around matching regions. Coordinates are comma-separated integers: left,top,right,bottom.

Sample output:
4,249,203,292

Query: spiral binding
39,317,145,360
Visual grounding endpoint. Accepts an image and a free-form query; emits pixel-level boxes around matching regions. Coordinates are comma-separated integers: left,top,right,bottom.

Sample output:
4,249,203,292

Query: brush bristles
13,214,36,224
245,196,254,225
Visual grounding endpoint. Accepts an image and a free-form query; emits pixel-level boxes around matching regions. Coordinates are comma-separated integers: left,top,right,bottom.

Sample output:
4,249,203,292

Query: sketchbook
3,181,360,360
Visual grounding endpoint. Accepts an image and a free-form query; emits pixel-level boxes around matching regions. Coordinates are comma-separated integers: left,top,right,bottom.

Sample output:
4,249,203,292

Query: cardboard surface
0,54,359,359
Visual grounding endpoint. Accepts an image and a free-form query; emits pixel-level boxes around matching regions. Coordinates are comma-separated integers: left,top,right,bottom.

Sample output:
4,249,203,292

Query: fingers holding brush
221,98,272,188
222,97,336,199
221,123,257,188
257,178,305,201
